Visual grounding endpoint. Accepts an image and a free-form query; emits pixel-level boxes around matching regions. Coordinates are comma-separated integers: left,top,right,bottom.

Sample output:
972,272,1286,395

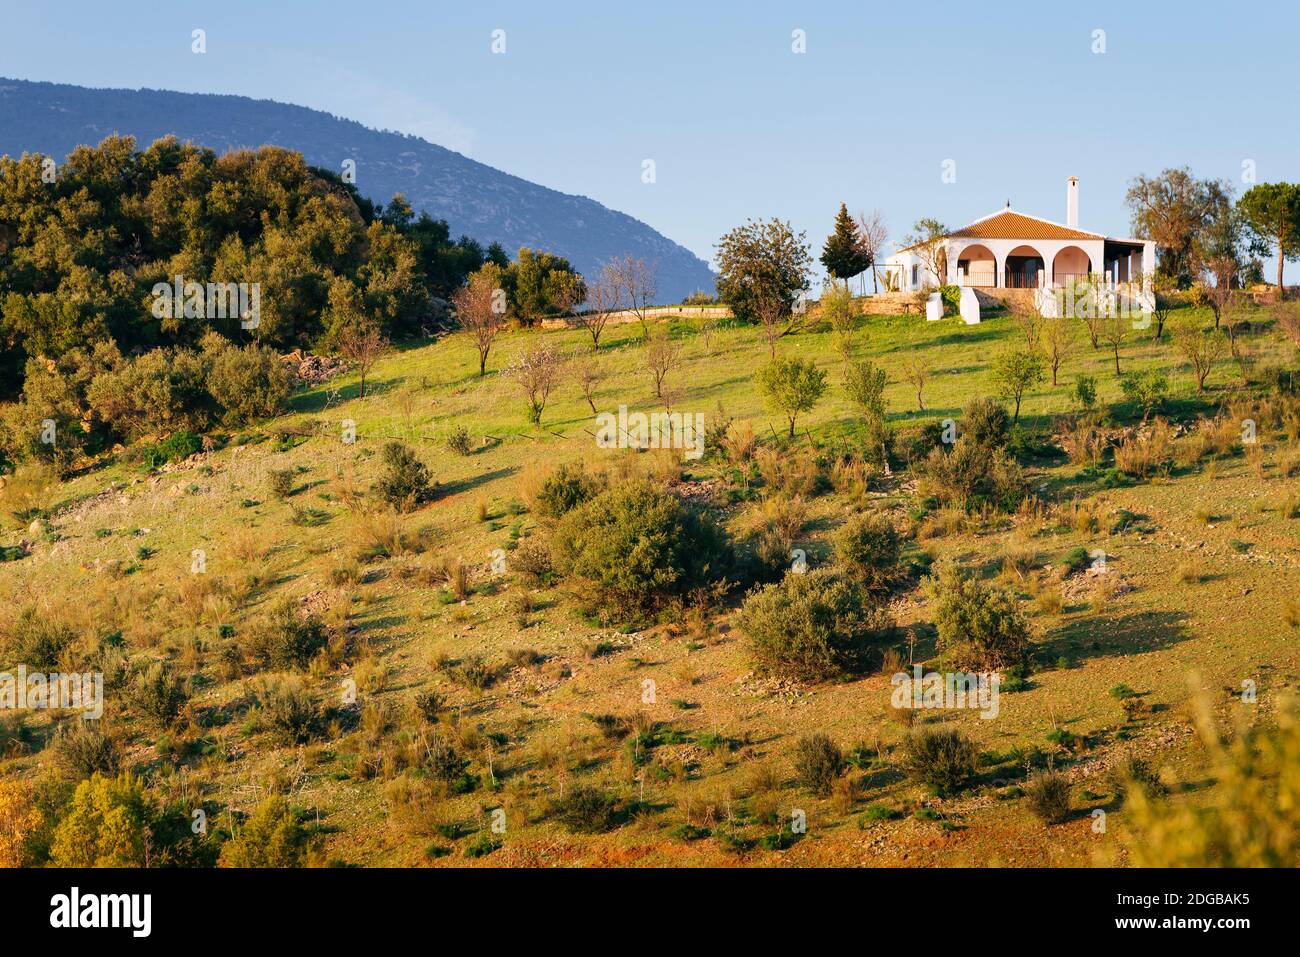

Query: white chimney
1066,176,1079,228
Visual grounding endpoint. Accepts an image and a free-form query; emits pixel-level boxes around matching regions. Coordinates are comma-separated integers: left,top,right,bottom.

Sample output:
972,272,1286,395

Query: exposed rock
281,349,348,384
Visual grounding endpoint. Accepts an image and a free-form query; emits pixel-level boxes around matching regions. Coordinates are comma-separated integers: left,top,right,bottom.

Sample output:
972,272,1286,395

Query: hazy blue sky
3,0,1298,278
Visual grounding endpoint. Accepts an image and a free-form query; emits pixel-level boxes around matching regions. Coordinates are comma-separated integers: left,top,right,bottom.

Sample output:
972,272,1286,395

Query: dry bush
646,448,683,486
828,456,875,498
1113,418,1175,479
1192,415,1243,461
1058,416,1106,468
174,574,231,627
353,508,409,560
918,506,967,539
384,774,445,835
754,447,818,497
742,494,808,571
1033,584,1064,616
1061,498,1100,535
1126,697,1300,866
517,460,548,512
0,461,55,523
434,556,472,600
230,526,269,565
721,420,757,465
1284,599,1300,629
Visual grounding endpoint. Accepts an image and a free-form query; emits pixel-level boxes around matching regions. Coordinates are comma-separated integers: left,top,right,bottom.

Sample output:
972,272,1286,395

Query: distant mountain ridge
0,77,715,303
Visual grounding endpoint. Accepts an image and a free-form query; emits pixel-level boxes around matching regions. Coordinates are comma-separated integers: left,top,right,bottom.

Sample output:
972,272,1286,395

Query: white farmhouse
883,177,1156,299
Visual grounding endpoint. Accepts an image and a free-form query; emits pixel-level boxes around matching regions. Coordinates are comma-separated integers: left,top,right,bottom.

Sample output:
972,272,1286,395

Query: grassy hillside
3,299,1298,867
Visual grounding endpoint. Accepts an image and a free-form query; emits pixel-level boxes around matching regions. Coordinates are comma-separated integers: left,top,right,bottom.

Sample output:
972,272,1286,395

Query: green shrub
267,468,295,499
962,397,1010,449
374,442,435,511
218,795,309,867
0,345,122,474
140,430,204,470
249,600,328,669
737,567,892,681
202,335,294,426
1120,369,1170,419
534,462,603,520
902,726,979,796
463,833,500,858
1062,546,1090,574
843,360,887,422
832,512,901,593
52,722,120,780
49,772,150,866
86,348,213,441
255,679,320,744
924,560,1031,670
446,424,473,456
551,785,619,833
793,734,845,796
920,439,1026,512
424,733,470,781
1074,374,1098,411
2,606,75,669
1025,769,1072,824
551,480,731,624
859,803,904,825
755,356,828,438
136,662,188,727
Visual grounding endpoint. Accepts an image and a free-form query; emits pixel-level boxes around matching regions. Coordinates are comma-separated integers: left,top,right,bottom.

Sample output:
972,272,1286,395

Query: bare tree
574,356,606,413
337,320,389,398
327,277,389,397
855,209,889,294
904,218,949,288
1100,312,1130,376
898,353,931,411
754,288,807,356
504,343,566,425
611,255,658,339
1012,300,1044,350
571,264,621,350
1039,316,1077,386
451,265,507,376
1174,316,1227,392
644,329,682,398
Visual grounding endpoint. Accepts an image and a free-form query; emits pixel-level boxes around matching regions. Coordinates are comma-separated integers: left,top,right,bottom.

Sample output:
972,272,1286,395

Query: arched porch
1004,244,1045,289
1052,245,1093,286
955,243,996,288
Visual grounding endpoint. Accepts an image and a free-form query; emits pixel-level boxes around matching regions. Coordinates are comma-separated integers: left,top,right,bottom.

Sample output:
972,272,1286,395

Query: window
911,265,919,286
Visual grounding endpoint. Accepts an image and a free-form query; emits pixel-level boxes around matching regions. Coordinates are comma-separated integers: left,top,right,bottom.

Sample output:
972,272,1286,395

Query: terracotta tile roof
894,209,1105,253
949,210,1103,241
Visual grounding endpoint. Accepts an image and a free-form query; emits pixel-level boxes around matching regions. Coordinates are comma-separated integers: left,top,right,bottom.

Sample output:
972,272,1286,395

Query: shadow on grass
1040,609,1194,664
439,466,518,497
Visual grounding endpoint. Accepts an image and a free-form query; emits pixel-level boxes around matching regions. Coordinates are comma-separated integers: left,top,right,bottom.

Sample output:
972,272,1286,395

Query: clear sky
3,0,1298,279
